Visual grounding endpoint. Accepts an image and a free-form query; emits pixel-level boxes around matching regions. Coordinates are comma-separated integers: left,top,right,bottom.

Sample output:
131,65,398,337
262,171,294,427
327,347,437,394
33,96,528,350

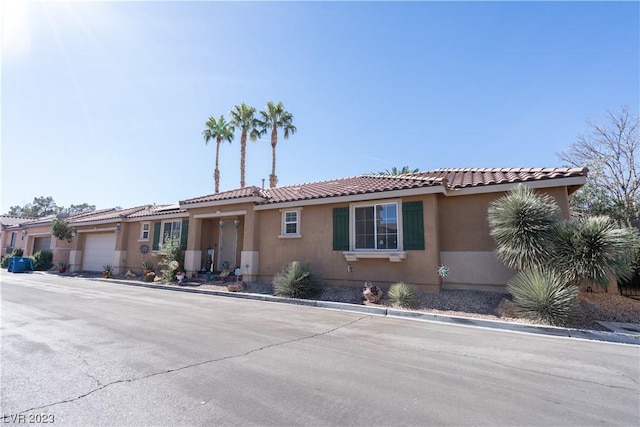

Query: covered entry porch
183,208,259,281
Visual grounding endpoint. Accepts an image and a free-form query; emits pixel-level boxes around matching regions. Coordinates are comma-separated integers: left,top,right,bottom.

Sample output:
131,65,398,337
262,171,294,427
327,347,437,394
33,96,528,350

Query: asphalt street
1,272,639,426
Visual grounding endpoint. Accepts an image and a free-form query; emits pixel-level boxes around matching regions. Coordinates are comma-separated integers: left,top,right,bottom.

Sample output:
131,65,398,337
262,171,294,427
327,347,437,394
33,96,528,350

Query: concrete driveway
2,272,639,426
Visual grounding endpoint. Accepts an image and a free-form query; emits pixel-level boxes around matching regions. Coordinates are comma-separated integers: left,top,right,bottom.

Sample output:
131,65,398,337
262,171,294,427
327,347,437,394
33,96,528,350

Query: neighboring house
0,216,34,259
1,167,588,292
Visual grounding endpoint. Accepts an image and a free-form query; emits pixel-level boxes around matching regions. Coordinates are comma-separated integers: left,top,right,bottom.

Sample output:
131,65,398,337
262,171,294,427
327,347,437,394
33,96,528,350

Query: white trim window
353,202,398,250
9,232,17,248
139,223,150,241
162,220,182,243
279,208,301,238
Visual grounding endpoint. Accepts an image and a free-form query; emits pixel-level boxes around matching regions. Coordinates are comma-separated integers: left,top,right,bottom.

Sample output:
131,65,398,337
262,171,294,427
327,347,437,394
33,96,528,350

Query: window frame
160,220,182,244
279,208,302,238
350,200,402,251
342,199,408,262
139,222,150,241
9,232,17,248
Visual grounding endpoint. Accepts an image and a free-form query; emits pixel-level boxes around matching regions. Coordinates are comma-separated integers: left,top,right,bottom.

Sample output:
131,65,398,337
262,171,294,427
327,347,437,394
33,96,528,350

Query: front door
217,219,237,271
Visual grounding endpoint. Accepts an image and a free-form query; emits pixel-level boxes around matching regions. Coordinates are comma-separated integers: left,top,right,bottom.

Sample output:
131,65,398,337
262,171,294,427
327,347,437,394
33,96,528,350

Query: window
140,223,150,241
162,220,182,243
280,209,301,238
354,203,398,250
9,232,16,248
335,201,423,262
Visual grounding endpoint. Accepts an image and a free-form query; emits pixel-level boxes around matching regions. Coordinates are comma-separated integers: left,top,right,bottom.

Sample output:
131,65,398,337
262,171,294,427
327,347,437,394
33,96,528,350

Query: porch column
184,217,202,276
240,208,259,282
113,222,128,275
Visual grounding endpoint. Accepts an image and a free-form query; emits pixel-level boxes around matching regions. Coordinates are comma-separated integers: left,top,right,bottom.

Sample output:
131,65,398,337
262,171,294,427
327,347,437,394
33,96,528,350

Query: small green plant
387,282,419,309
142,260,154,271
273,261,322,299
1,249,23,268
11,248,24,258
158,234,184,282
52,218,75,242
31,250,53,271
508,268,579,326
57,262,68,272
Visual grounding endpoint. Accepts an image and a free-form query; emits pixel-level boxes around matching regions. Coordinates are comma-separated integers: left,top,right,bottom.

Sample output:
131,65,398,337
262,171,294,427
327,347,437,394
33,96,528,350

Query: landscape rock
495,298,519,318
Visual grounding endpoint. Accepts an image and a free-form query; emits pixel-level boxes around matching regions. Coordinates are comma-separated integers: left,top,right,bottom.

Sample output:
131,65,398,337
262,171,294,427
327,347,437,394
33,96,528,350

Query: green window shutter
333,207,349,251
180,220,189,250
402,201,425,250
152,222,161,250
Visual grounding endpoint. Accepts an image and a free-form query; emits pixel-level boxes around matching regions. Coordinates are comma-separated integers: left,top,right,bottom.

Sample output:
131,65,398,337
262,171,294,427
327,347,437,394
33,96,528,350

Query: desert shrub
387,282,419,309
508,268,579,326
488,184,560,270
11,248,24,258
31,250,53,271
550,216,640,289
158,234,184,282
273,261,322,299
2,249,24,269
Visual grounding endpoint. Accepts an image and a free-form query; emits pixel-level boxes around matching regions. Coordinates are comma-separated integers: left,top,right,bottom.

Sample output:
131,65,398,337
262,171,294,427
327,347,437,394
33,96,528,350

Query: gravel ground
156,279,640,331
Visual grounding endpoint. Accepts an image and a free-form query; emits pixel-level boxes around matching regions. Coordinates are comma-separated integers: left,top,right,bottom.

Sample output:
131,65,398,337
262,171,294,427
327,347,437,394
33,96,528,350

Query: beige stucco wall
1,229,23,257
255,195,442,292
437,186,573,291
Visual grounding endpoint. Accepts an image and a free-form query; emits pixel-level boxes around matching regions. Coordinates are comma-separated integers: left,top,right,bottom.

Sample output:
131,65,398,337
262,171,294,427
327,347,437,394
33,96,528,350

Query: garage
82,233,116,272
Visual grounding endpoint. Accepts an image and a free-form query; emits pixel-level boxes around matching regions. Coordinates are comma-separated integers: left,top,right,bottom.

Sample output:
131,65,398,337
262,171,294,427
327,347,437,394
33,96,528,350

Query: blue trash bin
9,257,33,273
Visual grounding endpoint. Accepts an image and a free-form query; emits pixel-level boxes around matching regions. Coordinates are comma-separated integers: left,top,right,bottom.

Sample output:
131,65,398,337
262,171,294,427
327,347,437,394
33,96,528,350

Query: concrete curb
91,276,639,345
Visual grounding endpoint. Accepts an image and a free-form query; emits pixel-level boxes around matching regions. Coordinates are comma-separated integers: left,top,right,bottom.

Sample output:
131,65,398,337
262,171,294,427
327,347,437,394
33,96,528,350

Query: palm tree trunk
214,137,221,193
240,130,247,188
270,126,278,188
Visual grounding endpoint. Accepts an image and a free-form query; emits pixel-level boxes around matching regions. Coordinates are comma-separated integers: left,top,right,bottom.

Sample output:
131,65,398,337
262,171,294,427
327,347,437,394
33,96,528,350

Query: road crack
9,315,369,417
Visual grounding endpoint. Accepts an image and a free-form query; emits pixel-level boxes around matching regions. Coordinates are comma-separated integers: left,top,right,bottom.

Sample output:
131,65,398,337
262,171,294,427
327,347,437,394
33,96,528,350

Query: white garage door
82,233,116,272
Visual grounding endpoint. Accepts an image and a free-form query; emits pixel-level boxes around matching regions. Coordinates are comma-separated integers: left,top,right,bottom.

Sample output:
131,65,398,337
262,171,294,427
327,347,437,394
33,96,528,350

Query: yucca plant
488,184,560,270
508,268,579,326
550,216,640,289
273,261,322,299
387,282,419,309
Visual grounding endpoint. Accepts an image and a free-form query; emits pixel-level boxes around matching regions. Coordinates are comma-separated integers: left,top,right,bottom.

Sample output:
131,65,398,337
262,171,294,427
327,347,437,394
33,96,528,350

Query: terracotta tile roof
420,167,588,189
177,167,587,207
260,175,443,204
180,186,263,205
127,204,187,218
257,167,587,204
0,216,36,228
69,206,148,223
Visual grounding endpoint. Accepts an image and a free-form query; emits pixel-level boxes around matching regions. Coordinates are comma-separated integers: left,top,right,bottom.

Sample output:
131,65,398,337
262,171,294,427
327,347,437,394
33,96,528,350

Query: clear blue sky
2,1,638,212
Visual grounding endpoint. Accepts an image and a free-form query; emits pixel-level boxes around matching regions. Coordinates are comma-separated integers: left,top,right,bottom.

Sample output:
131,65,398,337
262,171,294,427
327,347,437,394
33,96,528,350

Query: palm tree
229,103,259,188
377,166,420,175
257,101,297,188
202,115,235,193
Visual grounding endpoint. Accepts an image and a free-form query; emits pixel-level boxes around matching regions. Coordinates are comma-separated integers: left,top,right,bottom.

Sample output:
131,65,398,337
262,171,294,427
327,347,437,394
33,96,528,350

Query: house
174,167,586,292
1,167,587,292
